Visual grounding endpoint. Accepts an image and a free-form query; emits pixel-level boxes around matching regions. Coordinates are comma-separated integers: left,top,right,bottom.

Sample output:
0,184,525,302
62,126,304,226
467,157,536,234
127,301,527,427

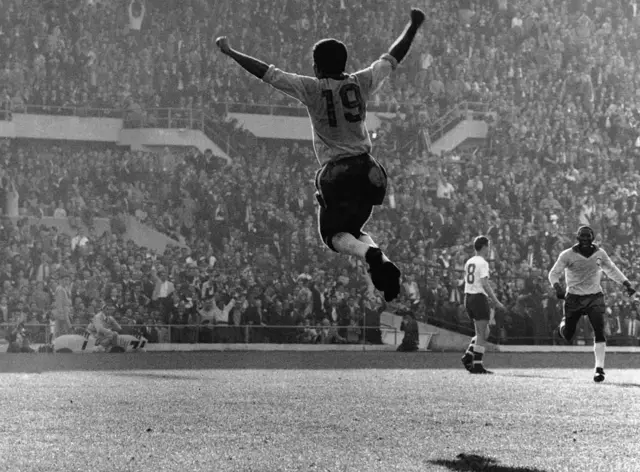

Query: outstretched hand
410,8,426,28
216,36,231,55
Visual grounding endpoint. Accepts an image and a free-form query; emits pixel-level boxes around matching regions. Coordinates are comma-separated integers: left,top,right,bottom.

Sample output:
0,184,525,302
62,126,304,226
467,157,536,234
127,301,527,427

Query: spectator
151,265,175,323
52,273,73,338
243,297,266,343
319,319,346,344
6,322,35,353
3,0,640,350
0,295,8,323
71,229,89,252
362,297,383,345
397,312,419,352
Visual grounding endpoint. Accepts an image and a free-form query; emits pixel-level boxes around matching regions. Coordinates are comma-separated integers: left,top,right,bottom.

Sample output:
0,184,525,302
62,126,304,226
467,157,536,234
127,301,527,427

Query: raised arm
353,8,426,97
216,36,269,80
223,298,236,317
388,8,426,65
216,36,313,105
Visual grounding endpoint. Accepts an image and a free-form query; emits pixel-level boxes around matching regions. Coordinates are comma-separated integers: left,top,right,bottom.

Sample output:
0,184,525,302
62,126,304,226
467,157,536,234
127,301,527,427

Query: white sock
465,336,477,355
332,233,372,258
594,342,606,369
473,344,485,364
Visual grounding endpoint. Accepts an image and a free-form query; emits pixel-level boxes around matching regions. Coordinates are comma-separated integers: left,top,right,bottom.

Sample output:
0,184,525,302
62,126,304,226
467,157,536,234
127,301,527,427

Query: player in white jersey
548,226,636,383
215,8,426,302
462,236,505,374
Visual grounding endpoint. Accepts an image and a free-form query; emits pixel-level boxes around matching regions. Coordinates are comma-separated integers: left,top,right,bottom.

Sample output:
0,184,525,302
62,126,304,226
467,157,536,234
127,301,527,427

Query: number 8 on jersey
464,255,489,295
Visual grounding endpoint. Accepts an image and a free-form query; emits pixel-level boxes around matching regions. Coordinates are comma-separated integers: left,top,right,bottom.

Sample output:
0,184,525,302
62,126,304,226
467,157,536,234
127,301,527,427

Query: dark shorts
562,292,606,342
314,153,388,251
464,293,491,321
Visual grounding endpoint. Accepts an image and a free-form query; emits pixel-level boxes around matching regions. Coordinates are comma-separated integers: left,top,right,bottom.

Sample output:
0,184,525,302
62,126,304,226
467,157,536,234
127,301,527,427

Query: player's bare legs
332,232,401,301
357,232,377,247
470,320,492,374
332,232,372,258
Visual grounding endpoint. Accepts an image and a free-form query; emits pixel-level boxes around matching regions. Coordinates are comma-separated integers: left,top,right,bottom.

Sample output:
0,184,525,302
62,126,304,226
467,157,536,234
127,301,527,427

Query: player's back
305,73,372,161
464,255,489,295
261,55,397,164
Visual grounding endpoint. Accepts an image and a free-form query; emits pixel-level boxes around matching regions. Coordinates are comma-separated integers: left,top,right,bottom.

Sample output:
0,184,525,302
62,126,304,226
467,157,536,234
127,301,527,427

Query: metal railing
428,101,494,144
0,323,403,347
119,107,242,158
12,98,420,121
17,104,122,118
11,105,212,130
208,102,308,117
122,107,204,130
3,320,636,349
202,113,243,158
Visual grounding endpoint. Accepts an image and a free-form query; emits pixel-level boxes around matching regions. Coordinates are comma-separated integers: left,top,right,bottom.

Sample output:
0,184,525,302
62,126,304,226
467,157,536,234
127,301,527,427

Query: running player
462,236,505,374
548,226,636,383
215,8,426,302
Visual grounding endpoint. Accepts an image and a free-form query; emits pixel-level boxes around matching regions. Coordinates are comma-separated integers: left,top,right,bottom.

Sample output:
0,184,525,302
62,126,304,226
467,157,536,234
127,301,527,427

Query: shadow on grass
605,382,640,389
428,453,549,472
1,351,640,373
112,372,204,381
498,373,576,381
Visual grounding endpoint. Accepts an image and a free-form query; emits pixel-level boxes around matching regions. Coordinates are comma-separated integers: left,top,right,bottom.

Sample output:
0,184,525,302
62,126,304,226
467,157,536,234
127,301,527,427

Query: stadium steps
455,137,488,153
428,101,496,155
118,108,241,163
118,127,232,163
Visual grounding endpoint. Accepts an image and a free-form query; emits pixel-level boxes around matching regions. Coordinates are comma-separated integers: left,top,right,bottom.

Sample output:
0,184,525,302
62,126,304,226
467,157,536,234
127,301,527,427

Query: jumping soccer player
215,8,426,302
548,226,636,383
462,236,505,374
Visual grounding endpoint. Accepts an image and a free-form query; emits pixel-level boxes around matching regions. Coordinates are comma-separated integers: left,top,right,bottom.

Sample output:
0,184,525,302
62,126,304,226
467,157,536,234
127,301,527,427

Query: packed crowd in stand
0,0,459,115
2,0,640,346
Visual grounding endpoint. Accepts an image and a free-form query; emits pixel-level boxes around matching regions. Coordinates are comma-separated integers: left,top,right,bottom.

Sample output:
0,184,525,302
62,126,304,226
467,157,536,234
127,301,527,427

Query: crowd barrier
3,318,639,346
3,321,639,353
429,101,494,143
11,101,420,120
0,323,437,350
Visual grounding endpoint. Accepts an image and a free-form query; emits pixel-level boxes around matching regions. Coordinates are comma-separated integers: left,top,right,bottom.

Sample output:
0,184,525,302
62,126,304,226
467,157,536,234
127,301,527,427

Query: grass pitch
1,352,639,472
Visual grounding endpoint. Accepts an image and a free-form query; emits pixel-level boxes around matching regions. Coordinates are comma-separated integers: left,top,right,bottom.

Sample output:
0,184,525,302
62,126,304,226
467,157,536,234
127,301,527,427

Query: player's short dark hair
577,226,595,240
474,236,489,252
313,39,348,75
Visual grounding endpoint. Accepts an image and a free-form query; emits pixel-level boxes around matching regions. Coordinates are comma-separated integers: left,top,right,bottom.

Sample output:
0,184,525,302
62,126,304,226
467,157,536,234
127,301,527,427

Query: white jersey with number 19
464,255,490,295
261,54,398,165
